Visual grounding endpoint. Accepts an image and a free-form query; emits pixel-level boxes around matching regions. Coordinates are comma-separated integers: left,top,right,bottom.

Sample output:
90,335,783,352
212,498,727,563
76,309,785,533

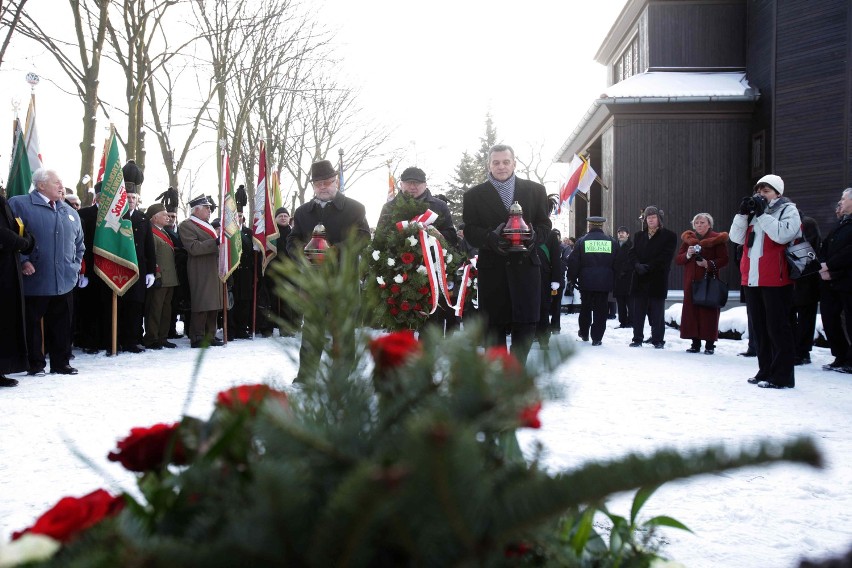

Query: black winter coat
0,195,35,374
537,229,564,286
286,191,370,258
462,177,551,324
792,216,822,305
629,227,677,298
820,214,852,293
123,209,156,303
613,238,633,296
566,228,616,293
377,189,458,247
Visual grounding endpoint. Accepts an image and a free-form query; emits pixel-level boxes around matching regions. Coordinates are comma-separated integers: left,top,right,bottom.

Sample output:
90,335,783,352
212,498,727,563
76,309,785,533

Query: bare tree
0,0,29,68
104,0,184,172
10,0,109,200
516,140,558,187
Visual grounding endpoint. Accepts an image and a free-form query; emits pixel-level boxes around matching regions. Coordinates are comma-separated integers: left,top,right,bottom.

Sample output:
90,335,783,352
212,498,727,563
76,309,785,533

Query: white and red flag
252,141,279,274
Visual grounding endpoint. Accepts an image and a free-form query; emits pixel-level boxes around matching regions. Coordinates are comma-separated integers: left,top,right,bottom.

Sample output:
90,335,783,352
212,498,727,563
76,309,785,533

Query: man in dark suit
628,206,677,348
118,161,156,353
462,144,551,365
286,159,371,382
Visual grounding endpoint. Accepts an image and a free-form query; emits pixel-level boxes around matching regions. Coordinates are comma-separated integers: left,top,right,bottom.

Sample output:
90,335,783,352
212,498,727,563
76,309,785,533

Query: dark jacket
613,237,633,296
462,177,551,324
123,208,156,303
820,214,852,292
537,228,564,286
629,226,677,298
0,195,35,374
566,227,616,293
792,216,822,305
377,189,458,247
286,191,370,258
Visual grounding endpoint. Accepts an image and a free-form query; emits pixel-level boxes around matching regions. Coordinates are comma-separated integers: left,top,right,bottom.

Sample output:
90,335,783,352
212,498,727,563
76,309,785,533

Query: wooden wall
647,1,746,69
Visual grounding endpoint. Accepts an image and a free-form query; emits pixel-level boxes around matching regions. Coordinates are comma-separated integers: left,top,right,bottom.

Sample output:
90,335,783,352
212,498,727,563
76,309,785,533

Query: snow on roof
600,71,756,99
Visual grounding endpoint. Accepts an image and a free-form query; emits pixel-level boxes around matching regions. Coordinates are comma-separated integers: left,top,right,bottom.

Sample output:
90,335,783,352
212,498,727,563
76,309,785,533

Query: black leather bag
785,240,820,279
691,274,728,308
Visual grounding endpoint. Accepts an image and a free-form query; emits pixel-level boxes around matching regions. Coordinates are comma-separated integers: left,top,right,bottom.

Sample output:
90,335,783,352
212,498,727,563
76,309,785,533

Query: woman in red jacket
676,213,729,354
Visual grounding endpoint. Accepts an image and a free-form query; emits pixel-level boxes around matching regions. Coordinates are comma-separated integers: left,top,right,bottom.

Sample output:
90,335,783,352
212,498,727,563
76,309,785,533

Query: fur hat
122,160,144,194
754,174,784,196
641,206,664,227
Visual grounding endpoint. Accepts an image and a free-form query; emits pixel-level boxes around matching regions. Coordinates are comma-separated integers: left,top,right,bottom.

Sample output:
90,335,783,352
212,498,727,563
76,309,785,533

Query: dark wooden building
557,0,852,289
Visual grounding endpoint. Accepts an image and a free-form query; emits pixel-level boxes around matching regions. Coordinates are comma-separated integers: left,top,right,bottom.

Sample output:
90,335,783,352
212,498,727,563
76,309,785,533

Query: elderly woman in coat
676,213,729,354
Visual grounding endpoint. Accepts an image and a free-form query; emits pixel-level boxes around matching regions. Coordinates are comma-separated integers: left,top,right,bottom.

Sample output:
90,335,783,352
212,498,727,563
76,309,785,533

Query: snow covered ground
2,307,851,567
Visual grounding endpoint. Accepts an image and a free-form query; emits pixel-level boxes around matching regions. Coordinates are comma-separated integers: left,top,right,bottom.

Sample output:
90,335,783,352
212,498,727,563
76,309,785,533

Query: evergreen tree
447,115,499,223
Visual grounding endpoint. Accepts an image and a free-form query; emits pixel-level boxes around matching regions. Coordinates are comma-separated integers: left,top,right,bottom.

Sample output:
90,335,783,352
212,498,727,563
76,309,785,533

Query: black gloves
486,223,509,255
634,263,650,276
739,197,752,215
524,227,537,247
752,195,767,216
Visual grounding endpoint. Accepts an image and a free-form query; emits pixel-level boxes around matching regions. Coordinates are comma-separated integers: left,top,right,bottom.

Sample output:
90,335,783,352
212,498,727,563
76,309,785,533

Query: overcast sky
0,0,629,224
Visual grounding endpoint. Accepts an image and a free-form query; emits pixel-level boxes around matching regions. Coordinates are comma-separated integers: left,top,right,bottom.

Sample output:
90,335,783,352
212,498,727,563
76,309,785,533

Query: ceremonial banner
93,130,139,295
6,119,31,198
24,94,43,173
218,149,242,282
252,141,279,274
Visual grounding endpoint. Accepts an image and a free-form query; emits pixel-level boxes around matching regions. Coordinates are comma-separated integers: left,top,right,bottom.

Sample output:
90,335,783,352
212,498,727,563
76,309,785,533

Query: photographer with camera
676,213,729,355
729,174,802,389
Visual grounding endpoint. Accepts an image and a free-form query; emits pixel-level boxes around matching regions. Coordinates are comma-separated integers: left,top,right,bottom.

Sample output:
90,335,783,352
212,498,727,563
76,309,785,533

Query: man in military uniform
179,195,223,347
566,216,616,346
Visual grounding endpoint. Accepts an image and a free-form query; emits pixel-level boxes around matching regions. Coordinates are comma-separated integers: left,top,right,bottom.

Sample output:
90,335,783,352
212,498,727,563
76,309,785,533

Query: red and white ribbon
395,210,475,317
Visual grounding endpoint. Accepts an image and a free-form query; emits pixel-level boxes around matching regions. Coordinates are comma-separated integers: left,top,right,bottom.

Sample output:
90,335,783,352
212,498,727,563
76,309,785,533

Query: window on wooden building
614,35,640,83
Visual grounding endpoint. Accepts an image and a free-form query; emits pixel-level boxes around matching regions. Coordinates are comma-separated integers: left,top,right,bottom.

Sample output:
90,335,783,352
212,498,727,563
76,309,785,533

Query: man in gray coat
10,168,85,375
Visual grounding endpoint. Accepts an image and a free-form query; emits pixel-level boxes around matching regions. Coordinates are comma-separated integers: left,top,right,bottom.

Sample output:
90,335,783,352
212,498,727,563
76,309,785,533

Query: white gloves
145,273,155,288
550,282,560,290
78,274,89,288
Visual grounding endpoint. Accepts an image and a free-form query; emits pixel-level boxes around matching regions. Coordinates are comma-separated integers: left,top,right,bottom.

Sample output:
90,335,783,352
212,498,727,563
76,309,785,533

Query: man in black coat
628,206,677,348
286,159,370,382
613,226,633,328
819,188,852,373
462,144,551,365
74,184,112,353
264,207,297,336
536,227,564,346
566,217,616,345
118,174,156,353
0,194,35,387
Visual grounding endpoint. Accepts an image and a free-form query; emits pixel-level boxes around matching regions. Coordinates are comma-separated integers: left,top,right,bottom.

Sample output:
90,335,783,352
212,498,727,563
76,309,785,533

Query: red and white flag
558,154,596,213
252,141,279,274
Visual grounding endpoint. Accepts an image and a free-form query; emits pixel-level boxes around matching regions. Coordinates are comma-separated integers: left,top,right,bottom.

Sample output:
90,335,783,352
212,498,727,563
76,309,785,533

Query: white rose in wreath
376,276,385,286
416,265,427,274
372,250,381,261
407,236,418,247
387,258,396,267
446,254,453,264
393,274,404,284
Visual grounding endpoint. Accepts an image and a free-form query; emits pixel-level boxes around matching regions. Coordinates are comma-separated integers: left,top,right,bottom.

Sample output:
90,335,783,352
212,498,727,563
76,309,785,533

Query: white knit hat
755,174,784,195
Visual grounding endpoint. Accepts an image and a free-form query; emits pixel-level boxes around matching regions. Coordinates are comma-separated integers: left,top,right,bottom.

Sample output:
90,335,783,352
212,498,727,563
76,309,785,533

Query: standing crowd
2,151,851,389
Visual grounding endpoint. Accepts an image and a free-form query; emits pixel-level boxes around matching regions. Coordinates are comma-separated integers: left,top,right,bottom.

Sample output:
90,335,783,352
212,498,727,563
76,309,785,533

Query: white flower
407,236,418,247
446,254,453,264
442,248,447,256
393,274,404,284
416,265,427,274
0,534,61,567
387,258,396,267
371,250,380,261
376,276,385,286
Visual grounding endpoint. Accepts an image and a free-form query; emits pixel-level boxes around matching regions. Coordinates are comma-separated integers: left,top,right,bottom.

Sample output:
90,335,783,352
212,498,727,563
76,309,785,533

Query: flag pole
220,140,229,345
338,148,344,192
251,249,258,337
111,292,118,356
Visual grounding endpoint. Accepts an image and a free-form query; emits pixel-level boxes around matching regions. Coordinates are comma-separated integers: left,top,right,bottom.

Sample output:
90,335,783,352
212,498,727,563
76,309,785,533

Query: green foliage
364,193,466,332
24,242,823,567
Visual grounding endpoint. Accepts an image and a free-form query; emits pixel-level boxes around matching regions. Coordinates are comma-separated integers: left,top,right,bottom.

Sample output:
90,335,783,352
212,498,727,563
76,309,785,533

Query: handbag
785,240,820,279
691,273,728,308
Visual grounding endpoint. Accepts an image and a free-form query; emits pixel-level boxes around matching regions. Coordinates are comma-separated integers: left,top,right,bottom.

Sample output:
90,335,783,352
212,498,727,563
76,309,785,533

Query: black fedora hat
309,160,338,182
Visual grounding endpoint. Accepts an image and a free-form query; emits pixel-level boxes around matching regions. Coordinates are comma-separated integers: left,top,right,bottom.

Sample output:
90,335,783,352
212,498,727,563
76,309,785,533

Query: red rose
401,252,415,264
390,284,401,294
216,384,289,415
414,303,422,311
369,331,421,371
402,273,409,281
519,401,542,429
418,286,429,295
387,297,396,305
12,489,124,543
390,307,399,315
484,346,523,375
400,301,411,311
108,422,187,472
